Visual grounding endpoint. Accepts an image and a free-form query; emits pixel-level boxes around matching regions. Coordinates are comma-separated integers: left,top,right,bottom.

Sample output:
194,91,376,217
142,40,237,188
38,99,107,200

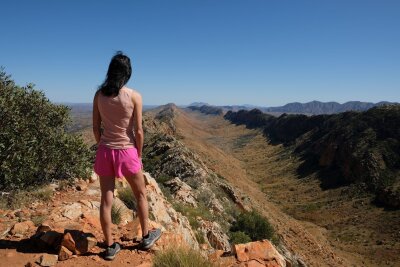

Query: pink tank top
97,87,135,149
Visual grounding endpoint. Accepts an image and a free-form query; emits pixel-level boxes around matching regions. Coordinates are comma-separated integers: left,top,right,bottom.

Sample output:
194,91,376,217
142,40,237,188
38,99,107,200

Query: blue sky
1,1,399,106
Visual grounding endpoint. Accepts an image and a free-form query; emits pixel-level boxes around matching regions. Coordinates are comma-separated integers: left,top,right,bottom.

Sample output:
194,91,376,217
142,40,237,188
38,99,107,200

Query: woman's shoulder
122,87,142,100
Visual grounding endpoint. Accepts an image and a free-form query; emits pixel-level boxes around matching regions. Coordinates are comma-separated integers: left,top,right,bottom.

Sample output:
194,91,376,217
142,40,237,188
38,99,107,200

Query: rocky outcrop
164,177,198,207
218,181,251,212
233,240,286,266
143,172,199,249
199,220,231,251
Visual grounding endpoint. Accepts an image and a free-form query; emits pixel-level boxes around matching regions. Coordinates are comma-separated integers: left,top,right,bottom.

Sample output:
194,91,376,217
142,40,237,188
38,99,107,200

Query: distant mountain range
190,101,398,115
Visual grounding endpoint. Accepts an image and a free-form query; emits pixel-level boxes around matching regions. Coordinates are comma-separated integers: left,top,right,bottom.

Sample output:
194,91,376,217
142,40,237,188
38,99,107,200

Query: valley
172,108,400,267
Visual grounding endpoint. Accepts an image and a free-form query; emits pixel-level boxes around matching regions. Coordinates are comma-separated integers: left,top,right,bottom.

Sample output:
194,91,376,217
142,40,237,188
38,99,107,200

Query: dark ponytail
98,51,132,96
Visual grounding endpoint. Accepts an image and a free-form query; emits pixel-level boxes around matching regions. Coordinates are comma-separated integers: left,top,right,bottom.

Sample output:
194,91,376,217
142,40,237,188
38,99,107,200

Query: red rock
36,254,58,266
233,240,286,267
208,249,224,261
61,232,76,253
64,230,97,255
10,220,35,235
58,245,73,261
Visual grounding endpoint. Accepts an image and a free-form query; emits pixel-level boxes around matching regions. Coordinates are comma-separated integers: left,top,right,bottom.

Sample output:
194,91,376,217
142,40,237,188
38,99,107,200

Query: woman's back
97,87,135,148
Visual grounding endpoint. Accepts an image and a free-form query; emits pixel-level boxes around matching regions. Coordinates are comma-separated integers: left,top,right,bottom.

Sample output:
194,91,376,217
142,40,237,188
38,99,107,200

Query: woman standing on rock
92,51,161,260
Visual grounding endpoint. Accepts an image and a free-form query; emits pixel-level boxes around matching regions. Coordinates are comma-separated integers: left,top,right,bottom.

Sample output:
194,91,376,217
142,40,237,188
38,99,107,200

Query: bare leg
125,170,149,237
99,175,115,246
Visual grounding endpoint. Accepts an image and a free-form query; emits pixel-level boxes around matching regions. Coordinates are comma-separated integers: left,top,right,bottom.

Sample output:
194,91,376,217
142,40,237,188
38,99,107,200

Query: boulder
233,240,286,267
10,220,35,235
36,254,58,267
58,246,73,261
200,220,231,251
164,177,198,207
63,230,97,255
60,232,76,253
61,203,82,220
144,173,199,249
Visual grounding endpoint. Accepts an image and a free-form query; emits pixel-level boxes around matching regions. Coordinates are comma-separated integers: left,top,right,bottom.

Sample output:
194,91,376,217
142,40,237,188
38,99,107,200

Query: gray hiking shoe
104,242,121,261
140,228,162,250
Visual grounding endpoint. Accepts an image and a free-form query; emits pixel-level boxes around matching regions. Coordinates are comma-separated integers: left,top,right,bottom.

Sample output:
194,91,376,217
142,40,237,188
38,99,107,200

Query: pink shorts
94,144,142,179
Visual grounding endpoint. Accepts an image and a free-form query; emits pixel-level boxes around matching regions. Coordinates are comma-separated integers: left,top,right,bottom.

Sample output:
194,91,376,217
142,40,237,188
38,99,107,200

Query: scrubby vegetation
152,246,214,267
229,231,251,244
229,210,275,243
0,186,54,210
111,204,122,225
0,68,92,191
117,186,137,211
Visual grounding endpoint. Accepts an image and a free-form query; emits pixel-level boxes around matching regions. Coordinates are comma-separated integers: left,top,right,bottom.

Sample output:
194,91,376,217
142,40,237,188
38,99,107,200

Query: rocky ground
0,170,287,267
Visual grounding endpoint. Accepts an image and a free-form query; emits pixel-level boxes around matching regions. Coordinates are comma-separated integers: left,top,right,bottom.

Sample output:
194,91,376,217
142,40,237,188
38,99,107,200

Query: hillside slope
171,107,400,266
225,105,400,209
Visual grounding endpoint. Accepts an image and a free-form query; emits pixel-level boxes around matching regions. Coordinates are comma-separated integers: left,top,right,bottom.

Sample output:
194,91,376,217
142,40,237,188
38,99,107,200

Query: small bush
229,231,251,244
0,186,55,209
157,174,174,184
152,246,214,267
31,187,53,201
195,230,206,244
31,215,47,226
230,210,275,242
111,204,122,225
117,187,137,211
173,202,212,229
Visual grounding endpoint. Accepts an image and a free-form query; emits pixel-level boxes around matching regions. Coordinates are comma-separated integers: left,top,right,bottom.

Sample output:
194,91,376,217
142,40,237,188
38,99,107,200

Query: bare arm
132,91,144,158
92,92,102,144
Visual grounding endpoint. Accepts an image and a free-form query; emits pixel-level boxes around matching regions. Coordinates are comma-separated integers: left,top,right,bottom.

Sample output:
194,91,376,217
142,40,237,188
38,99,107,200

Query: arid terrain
2,104,398,267
172,108,400,267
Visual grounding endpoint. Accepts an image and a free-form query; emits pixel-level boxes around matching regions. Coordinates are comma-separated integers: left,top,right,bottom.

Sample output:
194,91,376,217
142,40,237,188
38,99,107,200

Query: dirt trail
175,109,356,267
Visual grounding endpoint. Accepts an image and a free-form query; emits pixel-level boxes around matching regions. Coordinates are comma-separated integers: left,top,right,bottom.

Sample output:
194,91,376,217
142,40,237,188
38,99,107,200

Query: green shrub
152,246,214,267
0,68,93,191
195,230,206,244
117,186,137,211
173,202,212,229
230,210,275,242
229,231,251,244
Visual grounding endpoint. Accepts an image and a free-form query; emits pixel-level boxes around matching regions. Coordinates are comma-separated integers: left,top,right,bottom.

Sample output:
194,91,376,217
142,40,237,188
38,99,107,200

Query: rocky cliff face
225,105,400,209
